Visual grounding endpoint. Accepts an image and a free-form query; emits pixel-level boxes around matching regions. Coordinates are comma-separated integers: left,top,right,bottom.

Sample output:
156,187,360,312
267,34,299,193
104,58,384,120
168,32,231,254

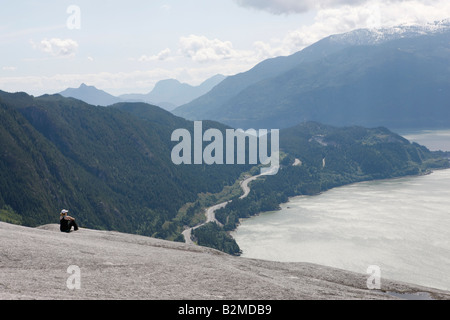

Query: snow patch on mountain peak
329,19,450,46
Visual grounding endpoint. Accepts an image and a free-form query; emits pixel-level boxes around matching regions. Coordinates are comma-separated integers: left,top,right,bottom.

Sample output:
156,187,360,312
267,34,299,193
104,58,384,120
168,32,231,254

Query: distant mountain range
59,74,226,110
174,20,450,130
119,74,226,111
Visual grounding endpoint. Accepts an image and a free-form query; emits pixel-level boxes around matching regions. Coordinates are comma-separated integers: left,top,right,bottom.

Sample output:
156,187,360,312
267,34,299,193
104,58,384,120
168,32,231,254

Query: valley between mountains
2,20,450,300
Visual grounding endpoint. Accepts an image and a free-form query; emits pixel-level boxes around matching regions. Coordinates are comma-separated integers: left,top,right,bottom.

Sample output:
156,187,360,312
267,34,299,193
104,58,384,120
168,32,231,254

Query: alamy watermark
171,121,280,175
67,265,81,290
67,5,81,30
366,265,381,290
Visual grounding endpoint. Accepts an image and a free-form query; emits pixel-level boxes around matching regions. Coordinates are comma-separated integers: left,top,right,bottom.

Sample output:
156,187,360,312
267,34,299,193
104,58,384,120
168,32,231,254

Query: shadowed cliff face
1,222,449,300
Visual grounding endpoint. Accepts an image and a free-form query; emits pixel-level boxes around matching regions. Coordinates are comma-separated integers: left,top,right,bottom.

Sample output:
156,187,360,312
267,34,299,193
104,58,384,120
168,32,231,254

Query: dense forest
196,122,449,255
0,91,448,255
0,91,249,240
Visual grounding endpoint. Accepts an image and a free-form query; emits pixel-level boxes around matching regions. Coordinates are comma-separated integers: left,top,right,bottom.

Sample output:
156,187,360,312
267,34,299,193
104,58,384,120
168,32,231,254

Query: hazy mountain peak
59,83,121,106
58,74,226,110
119,74,227,111
152,79,191,93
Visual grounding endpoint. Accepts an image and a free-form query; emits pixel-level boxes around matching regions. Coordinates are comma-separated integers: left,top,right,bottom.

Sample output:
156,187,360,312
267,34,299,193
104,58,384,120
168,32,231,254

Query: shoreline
231,168,450,291
230,168,450,233
231,167,450,239
182,169,268,245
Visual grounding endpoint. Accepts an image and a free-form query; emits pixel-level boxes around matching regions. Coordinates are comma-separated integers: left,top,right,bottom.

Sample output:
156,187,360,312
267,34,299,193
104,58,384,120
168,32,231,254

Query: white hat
60,209,69,214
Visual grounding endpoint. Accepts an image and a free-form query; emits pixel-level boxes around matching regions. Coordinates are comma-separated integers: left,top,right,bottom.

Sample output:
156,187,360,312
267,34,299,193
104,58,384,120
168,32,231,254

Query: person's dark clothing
60,218,79,233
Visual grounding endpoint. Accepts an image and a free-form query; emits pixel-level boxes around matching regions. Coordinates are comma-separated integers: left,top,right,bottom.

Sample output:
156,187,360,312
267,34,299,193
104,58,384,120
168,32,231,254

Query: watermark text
171,121,279,175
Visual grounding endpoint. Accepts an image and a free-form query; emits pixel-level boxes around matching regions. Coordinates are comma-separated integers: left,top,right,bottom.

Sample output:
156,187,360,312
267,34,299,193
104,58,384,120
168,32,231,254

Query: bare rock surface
1,222,449,300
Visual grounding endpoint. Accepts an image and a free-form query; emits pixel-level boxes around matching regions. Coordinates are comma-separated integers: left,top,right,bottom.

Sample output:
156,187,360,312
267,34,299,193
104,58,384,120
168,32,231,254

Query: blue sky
1,0,449,96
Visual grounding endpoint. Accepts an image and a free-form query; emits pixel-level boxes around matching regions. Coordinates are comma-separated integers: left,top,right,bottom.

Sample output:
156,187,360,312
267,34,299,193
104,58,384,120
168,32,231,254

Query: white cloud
161,4,171,12
234,0,312,14
32,38,78,57
234,0,442,15
139,48,172,62
0,61,249,97
0,68,183,96
247,0,450,57
5,0,449,98
234,0,368,14
2,66,17,71
253,40,290,60
179,35,251,63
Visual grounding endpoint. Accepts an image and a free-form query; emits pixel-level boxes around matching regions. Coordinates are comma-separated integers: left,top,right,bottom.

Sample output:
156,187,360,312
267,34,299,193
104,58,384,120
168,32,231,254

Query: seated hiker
60,209,79,232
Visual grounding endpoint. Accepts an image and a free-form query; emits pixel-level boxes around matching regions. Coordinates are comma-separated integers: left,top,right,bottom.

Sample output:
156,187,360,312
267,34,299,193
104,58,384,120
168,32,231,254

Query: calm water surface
401,129,450,152
233,131,450,291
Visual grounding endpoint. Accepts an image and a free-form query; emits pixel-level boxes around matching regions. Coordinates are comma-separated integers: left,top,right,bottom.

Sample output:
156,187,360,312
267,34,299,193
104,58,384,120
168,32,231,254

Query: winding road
182,175,254,246
183,162,285,245
182,200,230,245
